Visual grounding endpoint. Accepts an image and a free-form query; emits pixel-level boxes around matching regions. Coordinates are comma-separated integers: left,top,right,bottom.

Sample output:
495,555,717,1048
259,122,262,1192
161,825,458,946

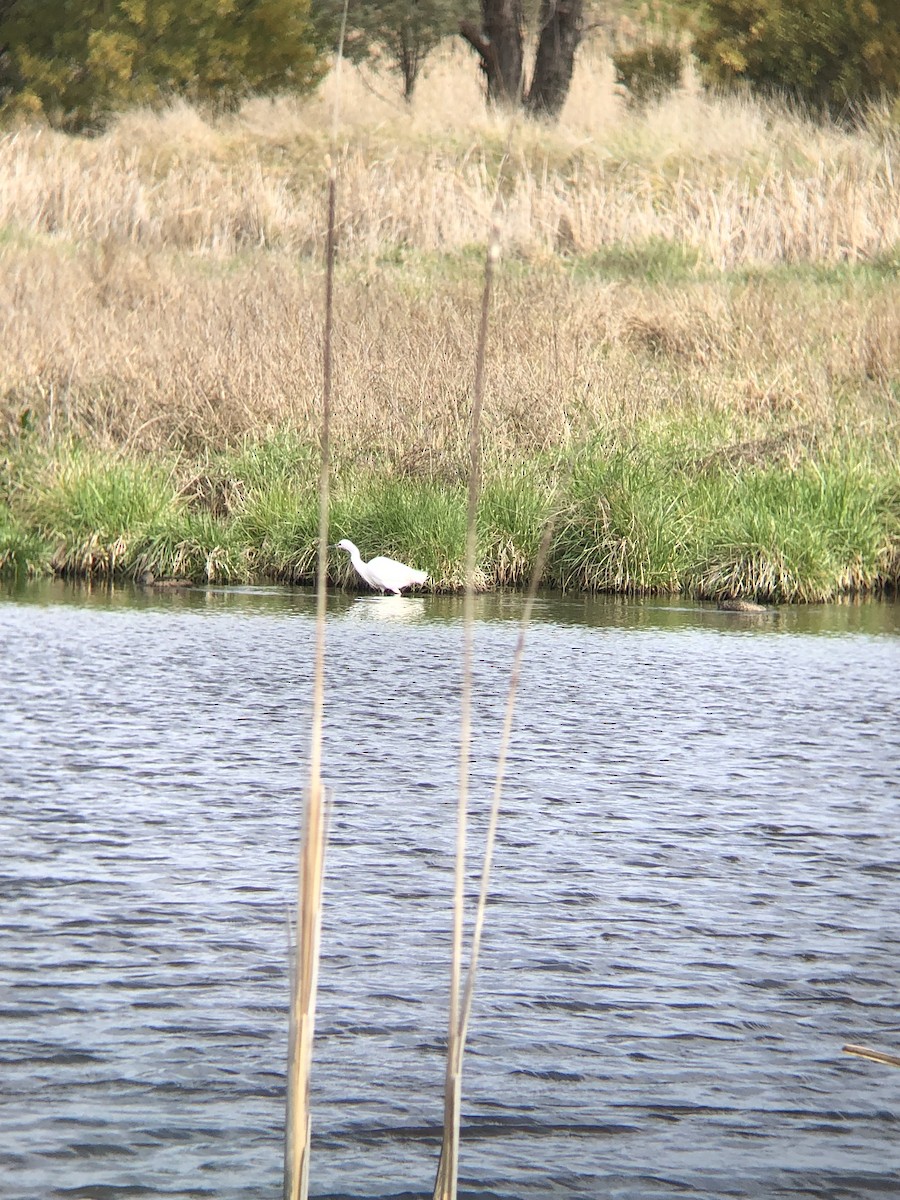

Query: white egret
334,539,428,596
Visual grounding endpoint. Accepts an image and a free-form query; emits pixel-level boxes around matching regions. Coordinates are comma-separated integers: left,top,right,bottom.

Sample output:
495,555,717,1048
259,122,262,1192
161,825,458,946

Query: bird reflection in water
345,594,427,622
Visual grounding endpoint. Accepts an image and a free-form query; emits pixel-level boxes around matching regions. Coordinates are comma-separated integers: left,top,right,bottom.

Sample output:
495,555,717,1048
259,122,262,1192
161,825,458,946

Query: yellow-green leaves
0,0,327,130
695,0,900,117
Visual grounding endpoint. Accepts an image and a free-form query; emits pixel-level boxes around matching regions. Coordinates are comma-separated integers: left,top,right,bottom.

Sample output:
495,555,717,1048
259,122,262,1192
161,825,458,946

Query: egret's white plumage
335,539,428,596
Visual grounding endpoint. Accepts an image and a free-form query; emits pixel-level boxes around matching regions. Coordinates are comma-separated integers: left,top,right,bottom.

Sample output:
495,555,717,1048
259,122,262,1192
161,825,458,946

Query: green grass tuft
575,237,707,283
2,427,898,600
0,506,51,576
480,471,556,588
688,457,900,601
549,444,690,593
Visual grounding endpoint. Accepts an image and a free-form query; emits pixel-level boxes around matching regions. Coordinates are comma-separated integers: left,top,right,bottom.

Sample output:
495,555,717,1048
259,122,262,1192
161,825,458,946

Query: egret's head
336,538,355,553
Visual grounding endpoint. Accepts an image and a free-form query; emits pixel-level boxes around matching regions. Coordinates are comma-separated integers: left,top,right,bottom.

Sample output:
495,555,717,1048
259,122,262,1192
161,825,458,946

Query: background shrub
694,0,900,118
0,0,327,130
612,41,684,107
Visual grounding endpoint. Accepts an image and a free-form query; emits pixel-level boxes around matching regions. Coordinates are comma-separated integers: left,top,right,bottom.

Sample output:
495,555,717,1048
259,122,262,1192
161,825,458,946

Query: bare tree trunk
397,27,420,103
526,0,584,117
460,0,524,106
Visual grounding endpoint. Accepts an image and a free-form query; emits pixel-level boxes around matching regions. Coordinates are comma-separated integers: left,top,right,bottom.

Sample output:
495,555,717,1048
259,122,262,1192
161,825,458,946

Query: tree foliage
694,0,900,116
613,41,684,108
0,0,326,130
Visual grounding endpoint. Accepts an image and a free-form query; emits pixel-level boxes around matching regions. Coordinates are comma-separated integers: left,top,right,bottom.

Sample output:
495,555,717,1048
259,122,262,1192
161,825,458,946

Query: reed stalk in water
843,1043,900,1069
434,208,501,1200
284,9,347,1190
283,163,335,1200
434,441,570,1198
458,499,562,1040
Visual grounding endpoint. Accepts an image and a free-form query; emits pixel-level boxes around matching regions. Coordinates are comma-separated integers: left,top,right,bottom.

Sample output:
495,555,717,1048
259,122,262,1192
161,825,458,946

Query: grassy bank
1,48,899,600
3,415,898,601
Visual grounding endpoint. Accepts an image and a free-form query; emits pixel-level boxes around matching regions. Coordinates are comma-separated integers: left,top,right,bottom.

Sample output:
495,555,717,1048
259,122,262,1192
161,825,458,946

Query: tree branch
459,18,490,63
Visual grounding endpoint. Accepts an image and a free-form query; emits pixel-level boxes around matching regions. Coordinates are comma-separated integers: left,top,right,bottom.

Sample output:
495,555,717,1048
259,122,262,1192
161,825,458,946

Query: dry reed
283,171,334,1199
1,45,898,466
434,109,573,1190
1,48,897,265
284,17,349,1198
843,1043,900,1069
435,205,574,1191
283,172,335,1200
434,179,502,1200
448,484,565,1142
2,245,897,466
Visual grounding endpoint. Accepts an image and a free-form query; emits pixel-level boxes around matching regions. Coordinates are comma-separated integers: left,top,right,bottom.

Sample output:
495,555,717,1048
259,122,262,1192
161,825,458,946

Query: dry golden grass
2,44,898,262
0,43,898,465
1,239,897,463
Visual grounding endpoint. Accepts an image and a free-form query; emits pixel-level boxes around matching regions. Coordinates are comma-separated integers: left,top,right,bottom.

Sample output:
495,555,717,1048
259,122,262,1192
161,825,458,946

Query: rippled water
2,580,899,1200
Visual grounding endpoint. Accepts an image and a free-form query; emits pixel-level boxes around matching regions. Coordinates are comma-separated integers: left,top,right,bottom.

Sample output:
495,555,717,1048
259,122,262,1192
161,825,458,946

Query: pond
2,580,899,1200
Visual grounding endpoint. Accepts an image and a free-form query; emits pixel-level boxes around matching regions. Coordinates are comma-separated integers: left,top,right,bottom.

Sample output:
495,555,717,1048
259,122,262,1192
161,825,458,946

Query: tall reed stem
843,1043,900,1068
283,163,337,1200
284,9,347,1192
434,217,501,1200
458,510,560,1046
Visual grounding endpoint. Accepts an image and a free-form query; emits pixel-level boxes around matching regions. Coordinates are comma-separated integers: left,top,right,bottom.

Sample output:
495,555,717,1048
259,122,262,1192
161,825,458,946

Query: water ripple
1,586,899,1199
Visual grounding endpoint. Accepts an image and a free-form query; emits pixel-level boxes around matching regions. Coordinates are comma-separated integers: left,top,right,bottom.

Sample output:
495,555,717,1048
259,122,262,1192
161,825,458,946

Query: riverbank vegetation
2,49,899,601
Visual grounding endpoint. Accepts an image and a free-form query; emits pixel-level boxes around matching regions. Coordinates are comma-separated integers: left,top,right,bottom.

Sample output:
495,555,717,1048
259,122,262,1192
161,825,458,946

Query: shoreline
3,433,898,603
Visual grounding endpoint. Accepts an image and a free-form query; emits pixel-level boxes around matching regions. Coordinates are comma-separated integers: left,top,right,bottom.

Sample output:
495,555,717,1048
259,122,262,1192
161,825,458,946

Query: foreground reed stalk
283,168,337,1200
843,1043,900,1069
284,12,348,1191
434,218,501,1200
434,455,567,1198
458,510,560,1043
